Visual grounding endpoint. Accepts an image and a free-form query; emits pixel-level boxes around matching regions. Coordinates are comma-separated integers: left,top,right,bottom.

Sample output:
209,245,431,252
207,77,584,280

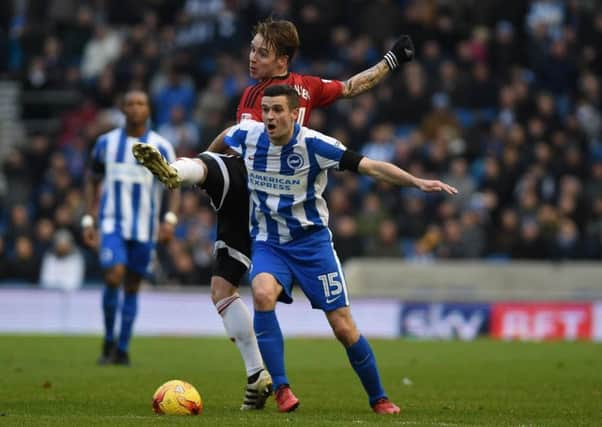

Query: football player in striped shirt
134,19,416,410
223,84,457,414
82,90,180,366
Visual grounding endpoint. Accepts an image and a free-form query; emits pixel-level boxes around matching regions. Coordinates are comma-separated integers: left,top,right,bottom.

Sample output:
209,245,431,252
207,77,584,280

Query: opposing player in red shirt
227,17,413,128
135,18,414,413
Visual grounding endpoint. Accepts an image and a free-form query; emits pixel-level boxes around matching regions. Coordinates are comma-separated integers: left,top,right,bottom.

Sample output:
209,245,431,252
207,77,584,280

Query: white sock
216,295,264,377
171,158,207,185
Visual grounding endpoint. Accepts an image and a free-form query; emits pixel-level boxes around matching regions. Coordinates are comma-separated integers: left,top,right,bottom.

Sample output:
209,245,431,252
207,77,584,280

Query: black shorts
213,248,249,285
198,152,250,286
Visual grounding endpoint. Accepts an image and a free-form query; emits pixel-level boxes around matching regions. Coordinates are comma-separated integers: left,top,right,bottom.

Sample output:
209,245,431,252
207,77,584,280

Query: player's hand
415,178,458,195
383,35,414,71
158,222,175,244
82,226,99,249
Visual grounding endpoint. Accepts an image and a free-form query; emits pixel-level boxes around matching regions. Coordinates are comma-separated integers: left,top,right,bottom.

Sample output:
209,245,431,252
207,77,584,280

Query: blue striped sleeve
307,134,347,170
224,125,248,154
163,140,176,163
91,135,108,164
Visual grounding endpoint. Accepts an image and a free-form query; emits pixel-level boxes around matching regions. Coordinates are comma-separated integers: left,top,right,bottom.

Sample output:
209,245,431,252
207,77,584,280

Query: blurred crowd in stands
0,0,601,286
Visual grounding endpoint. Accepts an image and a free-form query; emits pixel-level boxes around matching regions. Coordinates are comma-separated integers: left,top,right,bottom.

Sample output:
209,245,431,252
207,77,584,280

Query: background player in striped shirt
82,90,180,366
223,84,457,414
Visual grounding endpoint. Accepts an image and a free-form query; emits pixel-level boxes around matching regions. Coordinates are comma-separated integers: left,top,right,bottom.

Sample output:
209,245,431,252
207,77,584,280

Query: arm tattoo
342,60,390,98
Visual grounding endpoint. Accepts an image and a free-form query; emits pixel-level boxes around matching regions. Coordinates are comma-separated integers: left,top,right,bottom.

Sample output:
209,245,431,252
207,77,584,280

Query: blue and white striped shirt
91,128,176,243
225,121,347,245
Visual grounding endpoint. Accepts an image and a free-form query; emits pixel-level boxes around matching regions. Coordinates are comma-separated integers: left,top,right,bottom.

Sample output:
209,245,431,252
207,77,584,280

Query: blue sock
102,286,119,343
254,310,288,389
118,291,138,352
346,335,386,405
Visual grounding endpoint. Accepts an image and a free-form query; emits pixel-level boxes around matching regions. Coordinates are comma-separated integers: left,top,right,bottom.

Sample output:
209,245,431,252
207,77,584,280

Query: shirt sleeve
224,124,248,155
236,87,262,122
304,75,344,107
89,135,107,176
308,132,347,170
164,141,176,163
155,137,176,164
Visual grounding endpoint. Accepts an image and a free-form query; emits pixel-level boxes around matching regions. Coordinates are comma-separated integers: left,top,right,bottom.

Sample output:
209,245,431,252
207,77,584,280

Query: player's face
249,34,287,80
261,95,298,144
122,92,150,126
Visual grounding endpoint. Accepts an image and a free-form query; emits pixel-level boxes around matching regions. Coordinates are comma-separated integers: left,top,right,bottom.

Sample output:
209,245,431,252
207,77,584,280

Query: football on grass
152,379,203,415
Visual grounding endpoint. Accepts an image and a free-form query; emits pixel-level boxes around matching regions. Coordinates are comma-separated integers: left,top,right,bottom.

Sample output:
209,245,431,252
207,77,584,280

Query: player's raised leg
132,143,181,188
133,143,207,188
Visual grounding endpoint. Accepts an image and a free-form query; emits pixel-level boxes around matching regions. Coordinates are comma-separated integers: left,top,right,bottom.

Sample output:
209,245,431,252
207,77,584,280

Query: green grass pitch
0,335,600,426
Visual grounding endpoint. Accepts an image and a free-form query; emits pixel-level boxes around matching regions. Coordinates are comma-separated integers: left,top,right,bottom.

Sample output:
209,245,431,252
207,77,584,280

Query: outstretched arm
341,61,391,98
341,35,414,98
82,171,101,247
357,157,458,195
207,128,231,153
159,187,181,243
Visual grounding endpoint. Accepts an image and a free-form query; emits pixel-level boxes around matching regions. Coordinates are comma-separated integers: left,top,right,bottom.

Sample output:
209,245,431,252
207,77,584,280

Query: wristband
384,35,414,71
164,211,178,225
81,214,94,228
383,51,399,71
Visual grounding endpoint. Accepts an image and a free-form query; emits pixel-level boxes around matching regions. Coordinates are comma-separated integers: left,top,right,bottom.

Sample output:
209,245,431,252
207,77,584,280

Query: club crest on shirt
286,152,305,169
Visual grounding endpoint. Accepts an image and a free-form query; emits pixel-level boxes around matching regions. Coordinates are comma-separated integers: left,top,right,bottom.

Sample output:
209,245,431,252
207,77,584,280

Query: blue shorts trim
99,233,155,276
250,229,350,311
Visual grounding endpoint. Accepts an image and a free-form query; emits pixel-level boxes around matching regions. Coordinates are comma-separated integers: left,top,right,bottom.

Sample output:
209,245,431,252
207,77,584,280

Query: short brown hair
253,18,300,63
263,84,300,110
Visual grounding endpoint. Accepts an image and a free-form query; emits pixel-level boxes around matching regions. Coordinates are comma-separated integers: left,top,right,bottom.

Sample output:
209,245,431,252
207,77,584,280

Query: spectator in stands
397,193,428,239
512,219,548,259
61,5,94,63
437,218,469,259
3,149,31,207
165,240,199,285
409,225,441,263
81,23,121,80
152,65,195,126
584,197,602,258
356,193,390,239
487,208,520,257
365,219,402,258
0,236,8,281
33,218,55,257
7,235,40,283
5,204,31,248
333,216,364,262
443,157,476,211
421,92,461,142
460,210,486,258
586,159,602,202
361,123,396,163
551,218,581,260
39,229,85,290
158,105,200,156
